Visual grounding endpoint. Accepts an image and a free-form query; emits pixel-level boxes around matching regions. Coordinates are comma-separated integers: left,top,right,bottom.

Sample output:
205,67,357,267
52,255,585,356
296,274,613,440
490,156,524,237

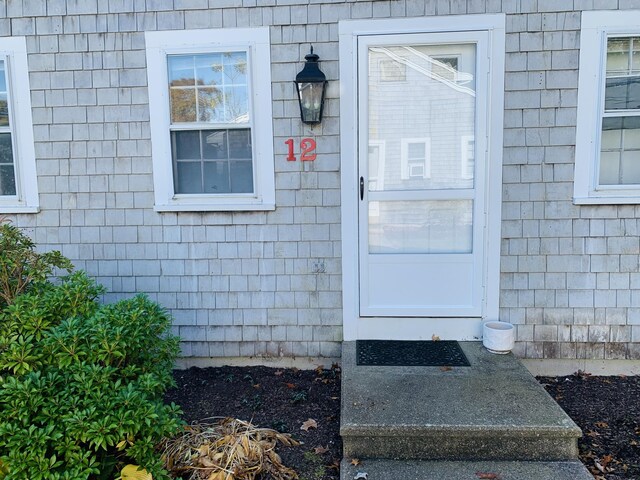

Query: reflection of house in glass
367,44,476,254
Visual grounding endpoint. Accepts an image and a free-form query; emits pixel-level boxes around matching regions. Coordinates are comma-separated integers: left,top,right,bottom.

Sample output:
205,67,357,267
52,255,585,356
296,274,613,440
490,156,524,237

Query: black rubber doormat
356,340,470,367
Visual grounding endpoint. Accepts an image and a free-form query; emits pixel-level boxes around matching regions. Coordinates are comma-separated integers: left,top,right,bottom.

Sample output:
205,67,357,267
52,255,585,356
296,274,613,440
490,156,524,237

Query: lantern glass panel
297,81,324,123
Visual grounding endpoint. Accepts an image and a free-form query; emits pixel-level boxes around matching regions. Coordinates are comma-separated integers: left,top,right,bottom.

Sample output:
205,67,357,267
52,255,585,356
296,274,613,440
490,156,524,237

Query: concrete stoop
340,341,592,478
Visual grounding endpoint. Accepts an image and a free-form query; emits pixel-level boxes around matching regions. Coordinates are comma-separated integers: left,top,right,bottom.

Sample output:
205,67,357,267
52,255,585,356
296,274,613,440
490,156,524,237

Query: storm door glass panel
368,200,473,253
167,52,252,195
367,43,476,254
600,37,640,185
368,44,476,192
0,59,15,197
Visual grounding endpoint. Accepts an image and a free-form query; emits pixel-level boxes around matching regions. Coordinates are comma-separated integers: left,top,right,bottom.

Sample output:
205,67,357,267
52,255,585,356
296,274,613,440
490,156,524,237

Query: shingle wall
2,0,639,361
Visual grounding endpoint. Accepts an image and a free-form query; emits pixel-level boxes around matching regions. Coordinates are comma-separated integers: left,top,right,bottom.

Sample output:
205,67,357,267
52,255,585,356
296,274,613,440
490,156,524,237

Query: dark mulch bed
166,365,639,480
165,364,342,480
539,373,640,480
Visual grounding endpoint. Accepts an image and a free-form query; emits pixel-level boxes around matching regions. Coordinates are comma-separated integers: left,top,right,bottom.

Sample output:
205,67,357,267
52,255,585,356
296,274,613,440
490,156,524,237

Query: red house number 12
285,138,317,161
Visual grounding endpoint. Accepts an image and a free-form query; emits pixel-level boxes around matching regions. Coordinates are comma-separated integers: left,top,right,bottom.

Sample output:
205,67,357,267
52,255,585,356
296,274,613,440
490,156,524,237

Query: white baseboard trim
522,358,640,376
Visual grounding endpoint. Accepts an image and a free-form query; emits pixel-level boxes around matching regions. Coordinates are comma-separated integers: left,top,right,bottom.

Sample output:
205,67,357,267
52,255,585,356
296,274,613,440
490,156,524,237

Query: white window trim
574,11,640,205
0,37,38,214
400,137,431,179
145,28,275,212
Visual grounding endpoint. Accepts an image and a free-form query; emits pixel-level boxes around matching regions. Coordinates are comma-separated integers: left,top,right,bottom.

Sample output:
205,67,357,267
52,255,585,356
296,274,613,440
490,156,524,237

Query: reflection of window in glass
379,59,406,82
460,136,475,180
599,37,640,186
0,60,15,197
431,55,459,82
401,138,431,180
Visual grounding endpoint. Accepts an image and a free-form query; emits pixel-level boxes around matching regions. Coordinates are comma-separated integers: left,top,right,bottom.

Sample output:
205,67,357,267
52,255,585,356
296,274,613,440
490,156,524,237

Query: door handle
360,176,364,200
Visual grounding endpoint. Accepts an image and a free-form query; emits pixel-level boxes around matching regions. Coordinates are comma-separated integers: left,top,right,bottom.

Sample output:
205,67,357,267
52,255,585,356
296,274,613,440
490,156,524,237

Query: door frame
338,14,506,341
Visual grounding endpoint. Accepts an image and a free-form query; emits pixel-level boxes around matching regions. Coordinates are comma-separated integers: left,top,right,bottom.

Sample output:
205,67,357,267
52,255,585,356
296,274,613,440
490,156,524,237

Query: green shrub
0,229,183,480
0,224,73,309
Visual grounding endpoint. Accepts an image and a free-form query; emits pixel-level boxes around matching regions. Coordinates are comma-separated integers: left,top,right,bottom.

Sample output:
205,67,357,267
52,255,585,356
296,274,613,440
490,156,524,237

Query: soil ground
166,366,639,480
165,364,342,480
539,373,640,480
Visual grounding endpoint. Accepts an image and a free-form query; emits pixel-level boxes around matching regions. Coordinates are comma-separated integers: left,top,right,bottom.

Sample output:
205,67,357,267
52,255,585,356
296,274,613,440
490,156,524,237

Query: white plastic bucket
482,321,514,354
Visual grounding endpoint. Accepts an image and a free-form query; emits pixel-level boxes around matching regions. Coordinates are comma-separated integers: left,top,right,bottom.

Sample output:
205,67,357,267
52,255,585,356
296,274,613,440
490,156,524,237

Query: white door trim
339,14,506,341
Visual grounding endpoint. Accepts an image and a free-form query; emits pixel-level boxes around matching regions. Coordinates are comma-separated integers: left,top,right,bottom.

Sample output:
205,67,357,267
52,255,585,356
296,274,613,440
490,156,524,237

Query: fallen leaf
475,473,500,479
440,366,452,372
253,384,261,389
285,383,296,389
432,334,441,341
354,472,368,480
274,370,284,376
314,445,329,454
121,465,152,480
595,421,609,428
600,454,613,469
350,458,360,466
300,418,318,431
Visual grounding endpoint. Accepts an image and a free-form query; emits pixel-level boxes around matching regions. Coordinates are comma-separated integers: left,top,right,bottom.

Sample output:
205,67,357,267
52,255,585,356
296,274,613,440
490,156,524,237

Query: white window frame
145,28,275,212
0,37,38,213
574,11,640,204
400,137,431,179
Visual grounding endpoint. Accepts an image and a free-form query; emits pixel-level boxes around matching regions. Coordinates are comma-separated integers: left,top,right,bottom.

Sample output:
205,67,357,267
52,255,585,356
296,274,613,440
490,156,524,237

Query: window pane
224,86,249,123
599,116,640,185
604,76,640,110
229,160,253,193
203,161,230,193
175,162,202,193
0,165,15,196
0,60,8,127
228,129,252,159
0,132,15,195
621,151,640,183
168,56,195,85
195,54,223,86
202,130,228,159
172,129,253,195
369,200,473,254
170,88,197,123
198,87,224,122
407,142,425,159
172,130,200,160
606,38,631,75
223,52,248,84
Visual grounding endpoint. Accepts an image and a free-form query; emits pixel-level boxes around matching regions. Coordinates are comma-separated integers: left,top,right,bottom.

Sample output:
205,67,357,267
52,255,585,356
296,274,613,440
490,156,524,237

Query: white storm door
358,32,489,317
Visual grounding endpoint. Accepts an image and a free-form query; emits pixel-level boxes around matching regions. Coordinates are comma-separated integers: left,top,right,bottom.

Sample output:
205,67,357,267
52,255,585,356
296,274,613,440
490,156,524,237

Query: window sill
573,195,640,205
154,202,275,212
0,204,40,214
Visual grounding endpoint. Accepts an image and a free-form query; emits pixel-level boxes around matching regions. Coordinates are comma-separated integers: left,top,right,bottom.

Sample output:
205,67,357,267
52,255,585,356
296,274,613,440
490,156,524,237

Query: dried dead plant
160,417,300,480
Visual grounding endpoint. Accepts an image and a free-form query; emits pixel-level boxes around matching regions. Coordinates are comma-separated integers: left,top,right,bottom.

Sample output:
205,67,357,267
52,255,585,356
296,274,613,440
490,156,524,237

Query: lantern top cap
296,45,326,83
305,45,319,63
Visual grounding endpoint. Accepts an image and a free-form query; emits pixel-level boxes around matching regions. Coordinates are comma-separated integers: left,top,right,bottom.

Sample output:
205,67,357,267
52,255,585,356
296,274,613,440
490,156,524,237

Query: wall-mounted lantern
294,46,327,125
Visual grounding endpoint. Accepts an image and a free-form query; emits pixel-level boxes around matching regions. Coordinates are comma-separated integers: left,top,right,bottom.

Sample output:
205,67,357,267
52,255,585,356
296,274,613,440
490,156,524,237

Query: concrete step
340,342,583,461
340,459,594,480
